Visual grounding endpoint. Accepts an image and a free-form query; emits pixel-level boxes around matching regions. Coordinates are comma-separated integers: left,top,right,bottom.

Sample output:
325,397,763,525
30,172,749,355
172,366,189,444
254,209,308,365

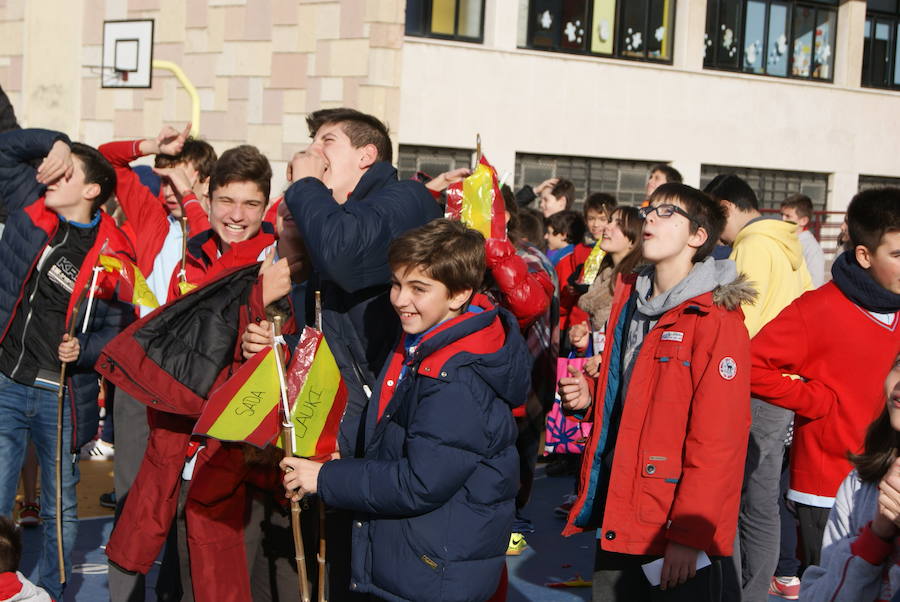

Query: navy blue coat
317,304,532,602
0,129,135,450
284,162,442,457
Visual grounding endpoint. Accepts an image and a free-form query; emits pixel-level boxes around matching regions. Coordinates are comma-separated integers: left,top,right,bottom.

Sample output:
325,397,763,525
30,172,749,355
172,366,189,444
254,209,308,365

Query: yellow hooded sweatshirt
730,218,813,337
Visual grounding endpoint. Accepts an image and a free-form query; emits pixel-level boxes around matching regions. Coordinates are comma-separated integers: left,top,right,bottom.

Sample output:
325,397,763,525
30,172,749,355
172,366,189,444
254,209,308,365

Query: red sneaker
769,576,800,600
17,502,41,527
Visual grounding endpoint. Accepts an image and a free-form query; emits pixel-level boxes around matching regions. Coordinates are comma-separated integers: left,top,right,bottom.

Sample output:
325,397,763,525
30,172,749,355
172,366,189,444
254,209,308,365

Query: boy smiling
559,183,754,600
281,219,531,602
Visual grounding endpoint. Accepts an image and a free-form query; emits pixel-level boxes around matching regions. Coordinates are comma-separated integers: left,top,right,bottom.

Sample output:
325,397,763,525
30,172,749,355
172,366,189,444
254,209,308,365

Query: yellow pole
152,60,200,136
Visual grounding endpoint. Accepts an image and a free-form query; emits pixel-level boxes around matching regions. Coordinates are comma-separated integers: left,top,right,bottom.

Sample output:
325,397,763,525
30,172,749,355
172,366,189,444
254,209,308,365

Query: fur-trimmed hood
712,273,758,311
635,257,751,319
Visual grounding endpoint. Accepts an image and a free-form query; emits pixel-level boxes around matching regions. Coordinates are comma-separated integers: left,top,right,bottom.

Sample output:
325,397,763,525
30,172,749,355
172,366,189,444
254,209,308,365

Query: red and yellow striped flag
192,346,283,448
279,327,348,459
445,154,506,240
98,255,159,310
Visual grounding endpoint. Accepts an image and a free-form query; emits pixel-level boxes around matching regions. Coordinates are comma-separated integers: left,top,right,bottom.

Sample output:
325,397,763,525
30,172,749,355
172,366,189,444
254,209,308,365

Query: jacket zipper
101,356,163,407
11,227,70,380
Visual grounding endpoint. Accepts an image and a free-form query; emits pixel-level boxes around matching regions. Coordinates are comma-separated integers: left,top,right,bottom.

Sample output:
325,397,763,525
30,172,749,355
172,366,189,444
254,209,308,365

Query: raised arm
0,128,70,213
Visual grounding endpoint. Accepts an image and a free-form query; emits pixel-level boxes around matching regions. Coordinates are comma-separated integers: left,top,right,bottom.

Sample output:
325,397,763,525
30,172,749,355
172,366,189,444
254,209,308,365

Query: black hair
847,187,900,252
650,183,726,262
583,192,617,218
306,107,392,163
71,142,116,212
547,209,587,245
703,173,759,212
0,516,21,573
649,163,683,184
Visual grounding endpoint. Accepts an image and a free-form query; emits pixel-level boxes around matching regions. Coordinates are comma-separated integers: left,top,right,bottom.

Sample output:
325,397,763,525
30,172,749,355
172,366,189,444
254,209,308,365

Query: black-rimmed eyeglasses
639,203,700,227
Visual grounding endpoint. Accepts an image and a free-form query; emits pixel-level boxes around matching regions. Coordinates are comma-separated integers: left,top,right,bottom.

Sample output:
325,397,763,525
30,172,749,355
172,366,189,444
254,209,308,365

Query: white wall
397,0,899,211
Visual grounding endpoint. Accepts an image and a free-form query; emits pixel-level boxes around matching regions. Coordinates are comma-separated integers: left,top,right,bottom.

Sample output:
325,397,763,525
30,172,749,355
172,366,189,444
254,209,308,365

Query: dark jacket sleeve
76,297,134,372
0,85,19,133
0,128,70,213
285,176,437,293
317,380,486,516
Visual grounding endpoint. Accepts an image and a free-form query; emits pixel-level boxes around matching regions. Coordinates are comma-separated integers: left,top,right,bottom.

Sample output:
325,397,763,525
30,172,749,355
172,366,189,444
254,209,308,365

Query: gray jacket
800,471,900,601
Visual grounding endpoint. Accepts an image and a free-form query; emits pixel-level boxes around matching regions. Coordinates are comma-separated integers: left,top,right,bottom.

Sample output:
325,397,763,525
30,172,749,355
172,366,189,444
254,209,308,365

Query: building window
405,0,485,42
397,145,475,181
525,0,676,63
862,1,900,89
516,153,664,207
704,1,838,81
859,174,900,190
700,164,829,211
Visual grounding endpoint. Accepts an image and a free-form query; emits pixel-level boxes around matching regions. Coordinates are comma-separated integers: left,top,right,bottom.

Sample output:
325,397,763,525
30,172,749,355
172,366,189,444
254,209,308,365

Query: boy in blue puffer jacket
281,219,532,601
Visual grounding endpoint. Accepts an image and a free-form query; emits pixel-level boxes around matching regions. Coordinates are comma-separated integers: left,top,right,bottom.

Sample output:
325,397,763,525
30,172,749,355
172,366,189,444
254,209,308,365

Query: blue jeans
0,372,80,599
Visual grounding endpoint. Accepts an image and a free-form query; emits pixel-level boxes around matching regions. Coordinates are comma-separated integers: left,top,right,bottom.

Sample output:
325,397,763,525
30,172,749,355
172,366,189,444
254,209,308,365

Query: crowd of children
0,98,897,602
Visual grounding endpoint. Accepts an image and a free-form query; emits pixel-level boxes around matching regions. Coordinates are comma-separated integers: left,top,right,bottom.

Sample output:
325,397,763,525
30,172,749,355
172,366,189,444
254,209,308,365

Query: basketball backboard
101,19,154,88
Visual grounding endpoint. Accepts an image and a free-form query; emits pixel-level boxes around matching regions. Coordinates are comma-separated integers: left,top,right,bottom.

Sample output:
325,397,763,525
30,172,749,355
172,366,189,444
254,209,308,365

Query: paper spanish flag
98,255,159,309
579,244,607,285
445,154,506,240
279,327,348,459
192,346,283,448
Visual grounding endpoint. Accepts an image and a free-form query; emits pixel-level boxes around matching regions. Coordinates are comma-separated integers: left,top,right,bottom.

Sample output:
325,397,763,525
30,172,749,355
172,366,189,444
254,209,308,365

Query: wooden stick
475,133,482,167
314,291,327,601
274,316,311,602
56,302,80,584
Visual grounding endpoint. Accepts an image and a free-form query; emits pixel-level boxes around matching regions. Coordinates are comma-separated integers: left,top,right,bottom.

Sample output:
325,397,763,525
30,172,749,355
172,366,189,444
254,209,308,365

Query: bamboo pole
314,291,327,602
274,316,311,602
56,302,81,584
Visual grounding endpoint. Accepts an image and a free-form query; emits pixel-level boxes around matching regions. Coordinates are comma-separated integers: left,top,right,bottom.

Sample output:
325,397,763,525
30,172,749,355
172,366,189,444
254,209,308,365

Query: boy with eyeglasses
558,183,754,600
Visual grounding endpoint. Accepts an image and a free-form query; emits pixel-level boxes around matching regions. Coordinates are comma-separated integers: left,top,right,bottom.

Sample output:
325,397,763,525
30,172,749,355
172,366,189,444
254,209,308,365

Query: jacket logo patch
47,256,78,294
661,331,684,342
718,357,737,380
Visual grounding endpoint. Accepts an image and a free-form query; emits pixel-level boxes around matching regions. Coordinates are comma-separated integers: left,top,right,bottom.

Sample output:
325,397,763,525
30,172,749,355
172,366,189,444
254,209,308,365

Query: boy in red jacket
559,183,753,600
750,187,900,572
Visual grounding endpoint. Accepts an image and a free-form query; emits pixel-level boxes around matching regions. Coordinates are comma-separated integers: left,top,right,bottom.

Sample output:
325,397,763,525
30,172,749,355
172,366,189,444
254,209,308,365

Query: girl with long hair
800,353,900,601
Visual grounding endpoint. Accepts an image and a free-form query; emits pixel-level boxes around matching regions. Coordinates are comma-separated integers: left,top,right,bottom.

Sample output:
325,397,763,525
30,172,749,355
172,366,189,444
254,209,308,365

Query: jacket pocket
638,451,681,525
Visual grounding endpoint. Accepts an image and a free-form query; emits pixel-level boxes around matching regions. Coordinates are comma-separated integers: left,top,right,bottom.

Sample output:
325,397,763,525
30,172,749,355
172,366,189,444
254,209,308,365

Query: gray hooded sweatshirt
621,257,739,391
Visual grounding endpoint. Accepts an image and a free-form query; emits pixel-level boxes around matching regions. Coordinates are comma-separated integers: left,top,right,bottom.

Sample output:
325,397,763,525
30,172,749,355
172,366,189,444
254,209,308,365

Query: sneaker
80,439,114,461
506,532,528,556
554,493,577,517
99,491,117,509
17,502,40,527
769,576,800,600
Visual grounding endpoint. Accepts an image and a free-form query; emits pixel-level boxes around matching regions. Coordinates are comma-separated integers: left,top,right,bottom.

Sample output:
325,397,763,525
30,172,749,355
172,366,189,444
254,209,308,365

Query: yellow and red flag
279,327,348,460
193,327,348,457
98,255,159,310
192,346,284,448
445,155,506,240
579,244,607,285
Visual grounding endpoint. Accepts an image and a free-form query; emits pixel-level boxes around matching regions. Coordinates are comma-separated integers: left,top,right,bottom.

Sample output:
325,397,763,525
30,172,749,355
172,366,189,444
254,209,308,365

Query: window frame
523,0,678,65
704,0,838,83
862,2,900,90
405,0,486,44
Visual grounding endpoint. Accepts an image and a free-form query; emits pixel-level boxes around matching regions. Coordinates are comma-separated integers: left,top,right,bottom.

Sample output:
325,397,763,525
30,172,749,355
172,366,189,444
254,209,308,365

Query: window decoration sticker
625,28,643,51
745,40,761,66
769,33,787,66
565,19,585,44
540,10,553,30
598,18,610,43
655,26,665,42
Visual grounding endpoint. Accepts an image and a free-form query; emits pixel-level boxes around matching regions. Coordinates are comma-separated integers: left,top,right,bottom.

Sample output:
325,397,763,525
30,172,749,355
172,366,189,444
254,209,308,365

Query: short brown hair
781,193,813,221
306,108,392,163
550,179,576,210
649,183,726,263
0,516,21,573
208,145,272,201
583,192,617,219
388,219,485,295
156,137,218,181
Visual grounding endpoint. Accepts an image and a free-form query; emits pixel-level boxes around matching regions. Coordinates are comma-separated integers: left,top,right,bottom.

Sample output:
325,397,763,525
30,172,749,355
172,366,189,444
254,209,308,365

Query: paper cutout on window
598,19,610,43
745,40,761,65
655,26,665,42
564,19,585,44
540,10,552,30
625,28,642,52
